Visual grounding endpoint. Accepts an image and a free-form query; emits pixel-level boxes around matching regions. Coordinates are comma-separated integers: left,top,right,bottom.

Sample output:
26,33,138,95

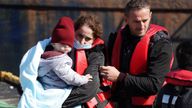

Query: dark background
0,0,192,76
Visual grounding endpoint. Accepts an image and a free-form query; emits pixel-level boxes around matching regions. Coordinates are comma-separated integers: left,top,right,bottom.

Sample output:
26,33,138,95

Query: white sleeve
53,61,89,86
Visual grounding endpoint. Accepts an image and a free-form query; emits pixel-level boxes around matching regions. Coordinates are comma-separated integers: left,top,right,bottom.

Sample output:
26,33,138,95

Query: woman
62,15,114,108
62,15,106,108
18,15,108,108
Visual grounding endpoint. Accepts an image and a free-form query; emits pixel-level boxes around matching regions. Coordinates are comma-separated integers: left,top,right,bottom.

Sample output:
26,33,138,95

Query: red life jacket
166,69,192,86
75,38,114,108
112,24,172,106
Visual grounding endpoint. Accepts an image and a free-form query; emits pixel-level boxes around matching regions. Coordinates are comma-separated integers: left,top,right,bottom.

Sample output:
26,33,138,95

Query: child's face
52,43,72,53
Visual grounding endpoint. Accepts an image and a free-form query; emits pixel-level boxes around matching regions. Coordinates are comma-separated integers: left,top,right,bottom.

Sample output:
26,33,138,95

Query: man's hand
100,66,120,82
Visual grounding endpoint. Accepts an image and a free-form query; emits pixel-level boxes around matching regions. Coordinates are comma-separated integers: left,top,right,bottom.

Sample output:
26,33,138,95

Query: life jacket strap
75,50,88,75
86,90,114,108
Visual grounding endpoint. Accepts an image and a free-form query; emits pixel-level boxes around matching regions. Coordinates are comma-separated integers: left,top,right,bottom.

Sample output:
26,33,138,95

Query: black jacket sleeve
116,33,173,97
107,32,117,65
62,45,105,107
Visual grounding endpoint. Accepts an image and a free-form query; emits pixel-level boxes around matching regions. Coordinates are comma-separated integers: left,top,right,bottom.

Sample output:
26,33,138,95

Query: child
38,16,92,90
18,16,92,108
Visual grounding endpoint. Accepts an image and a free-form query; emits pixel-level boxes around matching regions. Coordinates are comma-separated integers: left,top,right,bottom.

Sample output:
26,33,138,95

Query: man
100,0,173,107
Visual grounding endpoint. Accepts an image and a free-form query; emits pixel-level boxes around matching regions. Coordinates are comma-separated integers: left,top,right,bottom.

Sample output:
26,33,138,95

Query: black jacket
108,25,173,108
62,44,105,107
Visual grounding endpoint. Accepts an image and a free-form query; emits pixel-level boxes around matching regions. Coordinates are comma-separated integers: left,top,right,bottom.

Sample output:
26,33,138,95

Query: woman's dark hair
75,14,103,38
176,40,192,69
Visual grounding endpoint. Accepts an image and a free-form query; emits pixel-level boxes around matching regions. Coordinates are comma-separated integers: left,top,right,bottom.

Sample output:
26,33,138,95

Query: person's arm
107,32,117,65
62,46,105,107
118,37,173,96
101,32,173,96
53,61,90,86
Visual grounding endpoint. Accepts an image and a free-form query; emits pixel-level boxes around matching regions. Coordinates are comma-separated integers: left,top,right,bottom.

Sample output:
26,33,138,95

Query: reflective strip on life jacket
166,69,192,86
97,91,111,103
86,98,98,108
87,91,114,108
112,24,171,106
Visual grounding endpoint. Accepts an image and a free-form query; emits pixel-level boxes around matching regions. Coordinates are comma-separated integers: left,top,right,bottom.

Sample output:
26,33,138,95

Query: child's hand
85,74,93,81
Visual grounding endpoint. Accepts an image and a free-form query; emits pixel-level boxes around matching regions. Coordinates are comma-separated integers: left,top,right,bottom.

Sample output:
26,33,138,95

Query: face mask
74,39,92,49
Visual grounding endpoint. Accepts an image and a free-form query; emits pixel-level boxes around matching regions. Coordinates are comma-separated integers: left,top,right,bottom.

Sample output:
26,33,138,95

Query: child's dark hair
176,40,192,69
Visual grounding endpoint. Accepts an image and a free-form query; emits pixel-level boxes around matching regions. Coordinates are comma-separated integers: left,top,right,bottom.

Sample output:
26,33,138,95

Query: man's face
125,8,152,37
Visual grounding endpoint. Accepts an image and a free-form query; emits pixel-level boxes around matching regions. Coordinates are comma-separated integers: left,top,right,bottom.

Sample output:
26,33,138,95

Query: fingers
100,66,109,70
100,66,111,75
89,75,93,79
100,66,109,73
99,66,118,82
100,72,107,76
85,74,93,80
88,78,93,81
102,74,112,82
86,74,92,77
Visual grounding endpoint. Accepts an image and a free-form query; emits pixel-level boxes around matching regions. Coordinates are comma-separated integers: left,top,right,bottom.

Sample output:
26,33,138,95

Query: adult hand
100,66,120,82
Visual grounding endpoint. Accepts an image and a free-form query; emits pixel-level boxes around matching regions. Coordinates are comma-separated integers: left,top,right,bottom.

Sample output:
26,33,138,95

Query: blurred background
0,0,191,107
0,0,192,75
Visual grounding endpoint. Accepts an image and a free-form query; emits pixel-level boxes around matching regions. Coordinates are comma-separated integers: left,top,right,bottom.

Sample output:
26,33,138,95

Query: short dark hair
75,15,103,38
125,0,151,16
176,40,192,69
